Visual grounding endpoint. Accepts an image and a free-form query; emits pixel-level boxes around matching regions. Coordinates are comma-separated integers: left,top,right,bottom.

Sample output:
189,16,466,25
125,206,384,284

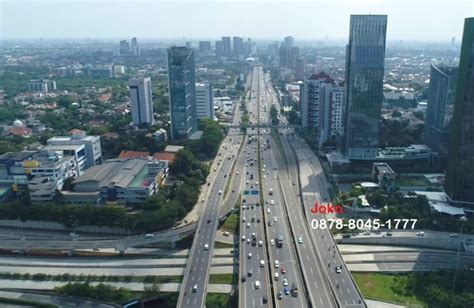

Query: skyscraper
445,18,474,206
195,83,214,119
167,47,197,139
130,37,140,55
129,77,154,127
215,41,223,57
233,36,244,56
295,57,305,81
424,64,458,158
119,40,130,55
344,15,387,159
222,36,231,56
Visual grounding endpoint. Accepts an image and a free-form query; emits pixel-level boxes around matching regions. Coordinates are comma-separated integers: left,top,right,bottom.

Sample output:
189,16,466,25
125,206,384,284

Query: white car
267,208,271,214
270,239,275,246
298,236,303,244
282,278,288,286
416,231,425,236
273,217,278,222
246,223,251,228
218,190,223,195
241,235,246,241
242,217,246,222
204,243,209,250
270,200,275,205
274,260,280,268
258,240,263,247
248,253,252,259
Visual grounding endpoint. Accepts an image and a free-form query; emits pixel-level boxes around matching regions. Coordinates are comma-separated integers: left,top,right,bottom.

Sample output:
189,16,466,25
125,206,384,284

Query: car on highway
144,233,154,239
242,217,246,222
218,190,223,195
241,275,246,282
335,266,342,274
270,239,275,246
192,285,198,293
270,200,275,205
273,216,278,222
274,260,280,268
267,208,271,214
363,230,371,235
282,278,288,286
260,260,265,267
274,272,280,280
248,253,252,259
277,291,283,300
248,269,253,276
268,221,273,226
246,223,250,228
254,280,260,289
280,266,286,274
291,283,298,296
262,296,268,304
207,219,211,224
247,238,250,244
416,231,425,236
449,233,459,238
204,243,209,250
386,231,393,236
297,236,303,244
241,235,245,241
258,240,263,247
223,232,230,237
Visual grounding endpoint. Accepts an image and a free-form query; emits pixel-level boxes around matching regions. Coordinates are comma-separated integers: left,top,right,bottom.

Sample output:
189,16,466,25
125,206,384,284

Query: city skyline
1,0,473,41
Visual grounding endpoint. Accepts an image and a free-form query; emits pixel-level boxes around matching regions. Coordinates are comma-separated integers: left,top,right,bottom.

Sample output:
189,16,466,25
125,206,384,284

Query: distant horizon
1,0,473,41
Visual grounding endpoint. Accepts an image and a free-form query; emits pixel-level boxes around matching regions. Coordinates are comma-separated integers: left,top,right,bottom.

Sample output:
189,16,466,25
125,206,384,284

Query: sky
1,0,473,42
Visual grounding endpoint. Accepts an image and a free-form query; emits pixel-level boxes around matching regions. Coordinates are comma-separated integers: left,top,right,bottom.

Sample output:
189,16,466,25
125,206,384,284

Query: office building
119,40,130,55
129,77,154,127
199,41,212,52
301,72,345,146
295,57,305,81
215,40,223,57
424,64,458,158
344,15,387,159
87,66,113,78
113,65,126,76
130,37,140,55
233,36,244,56
196,82,214,119
222,36,231,56
445,18,474,206
27,79,56,93
47,130,102,171
167,47,197,139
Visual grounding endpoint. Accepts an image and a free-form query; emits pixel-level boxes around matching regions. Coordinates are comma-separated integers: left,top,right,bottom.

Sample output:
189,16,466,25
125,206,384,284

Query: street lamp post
452,216,467,292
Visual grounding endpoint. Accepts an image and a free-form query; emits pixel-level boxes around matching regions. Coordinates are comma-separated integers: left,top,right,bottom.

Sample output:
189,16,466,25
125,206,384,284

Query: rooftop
164,145,184,153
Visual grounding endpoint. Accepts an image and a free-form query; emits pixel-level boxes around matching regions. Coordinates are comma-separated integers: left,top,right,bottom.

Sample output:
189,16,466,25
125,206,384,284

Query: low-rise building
68,158,167,205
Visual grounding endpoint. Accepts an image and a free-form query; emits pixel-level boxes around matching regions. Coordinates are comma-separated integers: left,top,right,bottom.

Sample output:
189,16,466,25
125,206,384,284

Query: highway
258,73,307,306
239,66,272,307
176,74,247,307
280,132,366,307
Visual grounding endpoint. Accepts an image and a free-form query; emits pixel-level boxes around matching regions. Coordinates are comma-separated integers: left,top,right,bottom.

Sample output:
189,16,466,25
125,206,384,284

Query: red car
280,266,286,274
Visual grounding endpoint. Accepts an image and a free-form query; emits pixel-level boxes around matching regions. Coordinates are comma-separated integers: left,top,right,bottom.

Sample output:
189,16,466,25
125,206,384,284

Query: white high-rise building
301,72,345,146
129,77,154,127
195,83,214,119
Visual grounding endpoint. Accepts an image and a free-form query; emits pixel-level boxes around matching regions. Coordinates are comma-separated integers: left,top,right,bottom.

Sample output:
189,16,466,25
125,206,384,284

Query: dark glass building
344,15,387,159
424,64,457,159
167,47,197,139
445,18,474,206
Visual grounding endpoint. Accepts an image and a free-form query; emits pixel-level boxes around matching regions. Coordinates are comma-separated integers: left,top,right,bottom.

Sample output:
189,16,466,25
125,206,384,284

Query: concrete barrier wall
0,219,129,235
336,236,462,251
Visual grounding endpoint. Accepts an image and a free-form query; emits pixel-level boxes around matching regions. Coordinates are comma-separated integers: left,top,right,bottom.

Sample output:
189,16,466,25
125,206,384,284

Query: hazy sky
1,0,473,42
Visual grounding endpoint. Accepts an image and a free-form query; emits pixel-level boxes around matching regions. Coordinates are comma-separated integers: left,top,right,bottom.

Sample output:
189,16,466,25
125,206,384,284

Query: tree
391,110,402,118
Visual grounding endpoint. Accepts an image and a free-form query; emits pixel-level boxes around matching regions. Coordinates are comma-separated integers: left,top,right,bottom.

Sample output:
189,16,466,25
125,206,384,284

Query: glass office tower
167,47,197,139
344,15,387,159
445,18,474,206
